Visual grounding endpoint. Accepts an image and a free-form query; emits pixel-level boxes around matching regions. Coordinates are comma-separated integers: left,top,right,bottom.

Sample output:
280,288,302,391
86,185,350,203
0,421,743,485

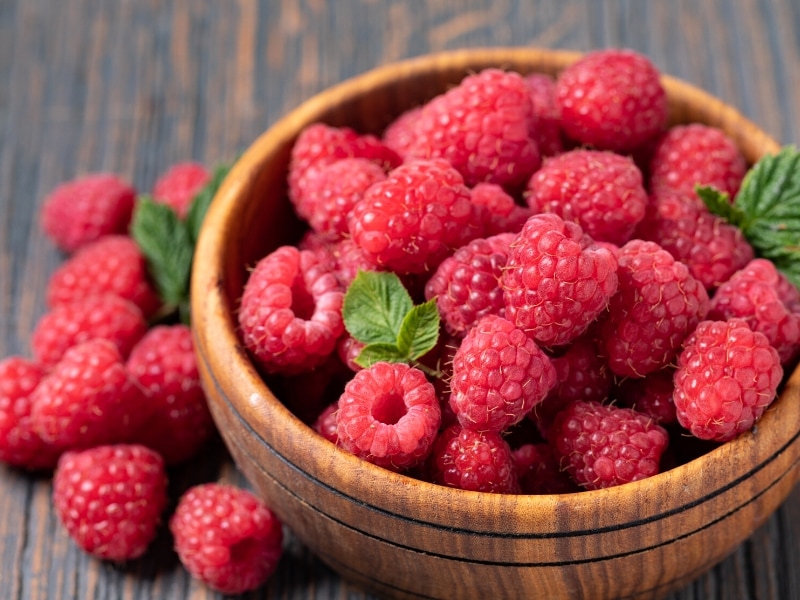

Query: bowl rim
191,46,799,534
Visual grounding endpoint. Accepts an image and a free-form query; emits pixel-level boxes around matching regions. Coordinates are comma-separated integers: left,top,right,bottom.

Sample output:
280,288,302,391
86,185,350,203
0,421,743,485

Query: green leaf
355,342,409,369
130,197,195,307
342,271,414,345
186,162,233,243
730,146,800,255
696,185,747,229
396,299,440,361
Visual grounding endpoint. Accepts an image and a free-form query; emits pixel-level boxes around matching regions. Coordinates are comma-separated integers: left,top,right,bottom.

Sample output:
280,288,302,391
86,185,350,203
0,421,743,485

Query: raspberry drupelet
239,245,344,375
449,314,557,433
336,362,441,471
502,213,619,347
673,319,783,442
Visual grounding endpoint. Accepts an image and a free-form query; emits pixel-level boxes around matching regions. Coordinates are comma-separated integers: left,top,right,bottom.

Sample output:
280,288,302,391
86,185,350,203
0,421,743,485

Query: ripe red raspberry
407,68,541,189
239,245,344,375
775,272,800,313
502,213,619,347
425,233,515,336
550,400,669,490
297,157,386,241
31,294,148,368
288,123,400,211
708,259,800,365
599,239,710,378
674,319,783,442
615,367,678,425
546,331,613,405
151,161,211,218
470,183,532,236
336,362,441,471
524,72,564,157
126,325,215,465
382,106,422,159
525,149,648,245
649,124,747,200
170,483,283,594
635,190,754,290
513,442,578,494
53,444,168,561
46,235,161,317
347,159,482,274
30,339,150,449
425,424,519,493
555,48,667,153
0,357,61,470
313,402,339,444
449,315,557,432
337,333,365,372
41,173,136,253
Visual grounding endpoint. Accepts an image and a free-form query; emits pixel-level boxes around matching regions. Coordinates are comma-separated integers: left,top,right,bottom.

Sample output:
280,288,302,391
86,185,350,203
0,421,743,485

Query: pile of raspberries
239,48,796,494
1,164,283,593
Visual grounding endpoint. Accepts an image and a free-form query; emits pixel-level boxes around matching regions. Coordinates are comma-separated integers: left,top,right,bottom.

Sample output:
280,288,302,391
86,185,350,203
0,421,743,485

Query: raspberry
470,183,532,236
151,161,211,218
30,339,150,449
502,213,619,347
513,442,578,494
525,149,648,246
271,354,350,425
599,239,709,378
46,235,161,317
53,444,168,561
649,124,747,200
347,159,482,274
313,402,339,444
288,123,400,212
297,157,386,241
407,68,541,189
382,106,422,159
546,331,613,405
449,315,557,433
126,325,215,465
615,367,678,425
239,245,344,375
674,319,783,442
524,72,564,157
336,362,441,471
170,483,283,594
635,190,754,289
550,400,669,490
424,233,515,336
708,259,800,365
0,357,61,470
337,333,365,372
41,173,136,253
31,294,148,368
555,48,667,153
425,424,519,493
775,272,800,313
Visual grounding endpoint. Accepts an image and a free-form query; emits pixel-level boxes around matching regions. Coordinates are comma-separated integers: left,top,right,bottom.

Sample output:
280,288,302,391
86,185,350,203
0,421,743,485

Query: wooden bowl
191,48,800,600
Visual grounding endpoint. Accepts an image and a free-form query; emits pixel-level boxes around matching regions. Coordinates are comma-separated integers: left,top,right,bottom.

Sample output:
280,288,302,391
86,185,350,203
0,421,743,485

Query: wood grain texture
2,1,800,598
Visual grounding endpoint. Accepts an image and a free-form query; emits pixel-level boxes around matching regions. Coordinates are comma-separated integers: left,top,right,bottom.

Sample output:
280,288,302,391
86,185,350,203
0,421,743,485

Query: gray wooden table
3,1,800,598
